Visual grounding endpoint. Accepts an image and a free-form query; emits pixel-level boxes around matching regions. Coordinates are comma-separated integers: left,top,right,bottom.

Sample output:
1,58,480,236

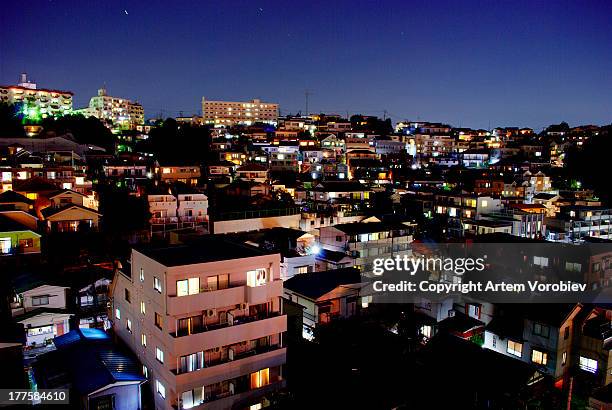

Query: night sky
1,0,611,130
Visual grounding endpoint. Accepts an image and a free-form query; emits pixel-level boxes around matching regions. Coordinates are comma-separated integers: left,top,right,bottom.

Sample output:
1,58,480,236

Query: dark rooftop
134,235,278,266
284,267,361,300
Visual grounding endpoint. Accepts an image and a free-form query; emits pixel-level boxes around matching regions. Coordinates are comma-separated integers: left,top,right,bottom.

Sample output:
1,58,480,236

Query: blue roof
35,328,144,394
53,328,110,348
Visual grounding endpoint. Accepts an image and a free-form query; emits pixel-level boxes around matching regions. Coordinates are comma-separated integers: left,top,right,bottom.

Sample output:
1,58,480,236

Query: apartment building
318,221,413,274
202,98,278,126
80,88,144,130
112,237,287,410
0,73,73,119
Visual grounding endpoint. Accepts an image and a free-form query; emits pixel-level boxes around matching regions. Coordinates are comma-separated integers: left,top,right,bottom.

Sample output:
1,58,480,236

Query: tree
0,103,25,137
39,114,115,151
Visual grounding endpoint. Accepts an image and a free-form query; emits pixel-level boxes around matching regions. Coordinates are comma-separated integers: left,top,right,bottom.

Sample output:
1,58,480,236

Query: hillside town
1,72,612,409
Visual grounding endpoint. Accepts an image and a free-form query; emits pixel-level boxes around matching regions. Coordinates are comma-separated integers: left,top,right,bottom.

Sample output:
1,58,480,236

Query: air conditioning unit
206,309,216,317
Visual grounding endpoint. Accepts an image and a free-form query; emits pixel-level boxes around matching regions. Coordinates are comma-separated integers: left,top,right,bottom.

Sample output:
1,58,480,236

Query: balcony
171,314,287,356
245,280,283,305
167,285,245,316
174,347,286,389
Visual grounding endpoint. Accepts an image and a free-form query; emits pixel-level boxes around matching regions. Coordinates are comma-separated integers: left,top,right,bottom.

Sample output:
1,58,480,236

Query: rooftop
134,235,277,266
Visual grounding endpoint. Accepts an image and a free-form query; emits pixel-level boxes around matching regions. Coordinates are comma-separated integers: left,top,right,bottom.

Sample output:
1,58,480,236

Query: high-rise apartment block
0,73,73,119
202,98,278,126
81,88,144,130
112,237,287,410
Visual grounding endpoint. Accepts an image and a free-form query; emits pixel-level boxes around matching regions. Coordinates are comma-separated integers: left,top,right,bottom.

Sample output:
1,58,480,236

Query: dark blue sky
2,0,611,130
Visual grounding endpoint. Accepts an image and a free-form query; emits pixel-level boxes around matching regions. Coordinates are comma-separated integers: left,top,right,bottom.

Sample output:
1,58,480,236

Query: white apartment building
0,73,72,119
80,88,144,130
202,98,278,126
112,237,287,409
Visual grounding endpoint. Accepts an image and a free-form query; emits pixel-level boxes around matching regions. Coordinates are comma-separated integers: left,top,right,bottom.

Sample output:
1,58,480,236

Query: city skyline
2,0,611,130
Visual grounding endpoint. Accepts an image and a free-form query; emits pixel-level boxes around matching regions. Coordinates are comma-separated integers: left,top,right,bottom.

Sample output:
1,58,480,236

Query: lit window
126,319,132,333
420,325,432,339
247,269,267,287
579,356,598,373
156,347,164,363
115,308,121,320
155,312,163,330
250,368,270,389
140,301,146,315
156,380,166,398
142,365,148,378
507,340,522,357
531,349,548,365
141,333,147,347
177,278,200,296
154,276,162,293
139,268,144,282
562,351,567,366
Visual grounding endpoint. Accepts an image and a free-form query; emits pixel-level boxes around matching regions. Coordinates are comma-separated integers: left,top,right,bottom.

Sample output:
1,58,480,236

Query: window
28,325,53,336
179,352,204,373
141,333,147,347
139,268,144,282
140,301,146,315
579,356,598,373
142,365,148,378
492,335,497,348
206,274,229,291
156,347,164,363
420,325,432,339
19,238,34,248
32,295,49,306
296,265,310,274
564,326,570,340
177,277,200,296
565,262,581,273
533,256,549,267
115,308,121,320
124,288,131,303
533,323,550,338
250,368,270,389
156,380,166,398
531,349,548,365
507,340,523,357
155,313,162,330
154,276,162,293
247,269,267,287
562,351,567,366
467,304,481,319
126,319,132,333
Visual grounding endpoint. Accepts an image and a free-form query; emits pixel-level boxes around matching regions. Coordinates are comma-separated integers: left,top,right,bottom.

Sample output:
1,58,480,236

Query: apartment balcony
180,216,207,223
177,379,286,410
174,346,286,391
151,217,179,225
167,285,245,316
171,314,287,356
245,280,283,305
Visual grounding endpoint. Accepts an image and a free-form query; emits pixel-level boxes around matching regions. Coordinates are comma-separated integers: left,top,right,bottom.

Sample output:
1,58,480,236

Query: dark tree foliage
97,184,150,233
0,103,25,137
135,118,212,162
350,114,393,135
565,125,612,203
39,114,115,151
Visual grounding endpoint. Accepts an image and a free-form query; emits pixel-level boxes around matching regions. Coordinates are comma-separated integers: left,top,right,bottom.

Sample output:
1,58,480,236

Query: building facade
202,98,278,126
112,238,287,409
80,88,144,130
0,73,73,120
